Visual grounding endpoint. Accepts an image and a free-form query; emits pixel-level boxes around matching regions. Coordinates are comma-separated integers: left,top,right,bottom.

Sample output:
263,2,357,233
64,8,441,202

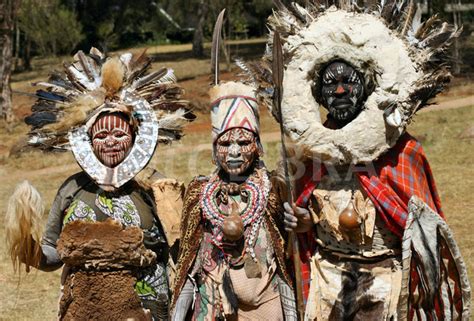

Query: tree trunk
14,21,19,71
23,35,31,71
0,0,18,123
192,0,208,58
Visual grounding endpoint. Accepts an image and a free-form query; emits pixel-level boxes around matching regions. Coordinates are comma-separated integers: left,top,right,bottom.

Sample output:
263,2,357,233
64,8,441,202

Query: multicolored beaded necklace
200,168,270,262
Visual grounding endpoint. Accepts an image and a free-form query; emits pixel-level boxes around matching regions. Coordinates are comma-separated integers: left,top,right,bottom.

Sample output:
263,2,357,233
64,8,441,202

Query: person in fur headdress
249,1,471,320
170,79,297,321
6,48,194,320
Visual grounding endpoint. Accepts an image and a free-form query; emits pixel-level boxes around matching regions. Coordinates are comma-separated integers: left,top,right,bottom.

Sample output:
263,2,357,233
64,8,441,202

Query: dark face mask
320,61,365,124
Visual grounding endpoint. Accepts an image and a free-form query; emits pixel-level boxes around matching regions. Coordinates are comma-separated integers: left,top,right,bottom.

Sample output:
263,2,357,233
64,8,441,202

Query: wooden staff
272,31,305,320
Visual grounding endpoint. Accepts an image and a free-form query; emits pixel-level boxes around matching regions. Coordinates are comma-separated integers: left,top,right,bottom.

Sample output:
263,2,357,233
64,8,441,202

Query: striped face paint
91,113,133,168
215,128,258,176
320,61,364,124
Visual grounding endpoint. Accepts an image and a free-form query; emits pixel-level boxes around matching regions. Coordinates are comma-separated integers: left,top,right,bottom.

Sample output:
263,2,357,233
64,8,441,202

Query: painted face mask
320,61,365,124
215,128,259,176
91,113,133,168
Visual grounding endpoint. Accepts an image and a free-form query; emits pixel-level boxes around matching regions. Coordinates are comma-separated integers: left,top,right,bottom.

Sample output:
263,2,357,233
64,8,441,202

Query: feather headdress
26,48,193,149
245,1,460,165
25,48,195,188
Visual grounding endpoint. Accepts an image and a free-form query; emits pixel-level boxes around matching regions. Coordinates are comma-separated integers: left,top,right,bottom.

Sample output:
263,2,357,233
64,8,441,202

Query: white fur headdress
247,0,460,165
25,48,195,188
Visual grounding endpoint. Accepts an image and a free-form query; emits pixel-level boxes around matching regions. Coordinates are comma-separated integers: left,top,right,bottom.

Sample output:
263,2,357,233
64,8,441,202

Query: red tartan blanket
293,133,445,304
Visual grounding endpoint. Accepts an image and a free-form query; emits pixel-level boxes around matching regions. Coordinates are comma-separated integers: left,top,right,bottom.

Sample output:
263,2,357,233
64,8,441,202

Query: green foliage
15,0,274,57
18,0,83,56
71,0,159,50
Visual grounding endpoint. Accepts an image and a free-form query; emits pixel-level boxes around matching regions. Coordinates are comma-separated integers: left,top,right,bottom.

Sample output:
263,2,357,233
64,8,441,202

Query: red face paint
91,113,133,168
335,84,345,94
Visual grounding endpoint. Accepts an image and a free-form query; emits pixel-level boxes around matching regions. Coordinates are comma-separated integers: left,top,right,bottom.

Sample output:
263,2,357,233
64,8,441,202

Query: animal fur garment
60,270,152,321
25,48,195,151
101,57,125,97
242,1,460,165
56,219,156,270
5,181,44,273
149,178,185,248
56,219,157,320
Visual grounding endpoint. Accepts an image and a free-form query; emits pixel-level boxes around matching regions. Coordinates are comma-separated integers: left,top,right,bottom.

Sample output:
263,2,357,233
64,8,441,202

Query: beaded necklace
200,168,270,262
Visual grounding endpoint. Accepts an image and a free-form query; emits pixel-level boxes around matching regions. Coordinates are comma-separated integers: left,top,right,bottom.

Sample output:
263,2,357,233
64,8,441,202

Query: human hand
283,202,314,233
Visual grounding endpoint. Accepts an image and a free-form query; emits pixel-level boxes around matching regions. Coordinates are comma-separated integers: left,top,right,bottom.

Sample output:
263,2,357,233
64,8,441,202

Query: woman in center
171,81,296,321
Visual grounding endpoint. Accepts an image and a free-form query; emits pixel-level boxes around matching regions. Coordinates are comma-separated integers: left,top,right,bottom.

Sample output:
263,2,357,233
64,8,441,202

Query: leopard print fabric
171,177,207,309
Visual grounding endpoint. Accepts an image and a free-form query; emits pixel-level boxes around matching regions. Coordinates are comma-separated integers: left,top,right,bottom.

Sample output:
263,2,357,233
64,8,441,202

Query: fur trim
250,2,460,164
101,57,125,97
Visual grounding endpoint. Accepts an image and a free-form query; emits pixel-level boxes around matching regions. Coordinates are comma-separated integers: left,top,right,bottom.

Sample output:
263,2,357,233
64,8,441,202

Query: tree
71,0,158,51
193,0,209,57
18,0,83,56
0,0,19,123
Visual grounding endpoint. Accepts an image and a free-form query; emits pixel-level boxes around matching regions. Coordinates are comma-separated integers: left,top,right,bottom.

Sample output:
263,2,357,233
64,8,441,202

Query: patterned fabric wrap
135,263,169,302
293,133,445,305
211,95,259,142
63,199,97,224
356,134,444,237
95,193,141,227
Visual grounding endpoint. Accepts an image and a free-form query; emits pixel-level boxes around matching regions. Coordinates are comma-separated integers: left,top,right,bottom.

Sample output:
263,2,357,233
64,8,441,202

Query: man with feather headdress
6,48,194,320
249,1,471,320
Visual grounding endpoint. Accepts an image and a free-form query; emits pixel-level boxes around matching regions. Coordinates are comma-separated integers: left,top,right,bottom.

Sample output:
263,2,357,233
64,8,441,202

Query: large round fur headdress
250,0,460,165
25,48,195,188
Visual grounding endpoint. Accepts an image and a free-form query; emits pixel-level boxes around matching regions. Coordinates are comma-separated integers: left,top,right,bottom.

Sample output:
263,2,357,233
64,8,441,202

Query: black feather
424,31,454,49
133,68,168,89
88,53,106,66
35,89,67,102
25,111,57,128
184,111,197,121
45,72,76,91
288,2,307,24
31,101,57,113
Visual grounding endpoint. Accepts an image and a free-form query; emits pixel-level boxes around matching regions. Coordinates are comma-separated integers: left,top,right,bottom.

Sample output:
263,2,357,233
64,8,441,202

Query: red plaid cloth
293,133,445,305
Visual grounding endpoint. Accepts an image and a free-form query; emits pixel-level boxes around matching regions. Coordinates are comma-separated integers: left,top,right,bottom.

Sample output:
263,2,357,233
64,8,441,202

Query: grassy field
1,104,473,320
0,42,473,319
